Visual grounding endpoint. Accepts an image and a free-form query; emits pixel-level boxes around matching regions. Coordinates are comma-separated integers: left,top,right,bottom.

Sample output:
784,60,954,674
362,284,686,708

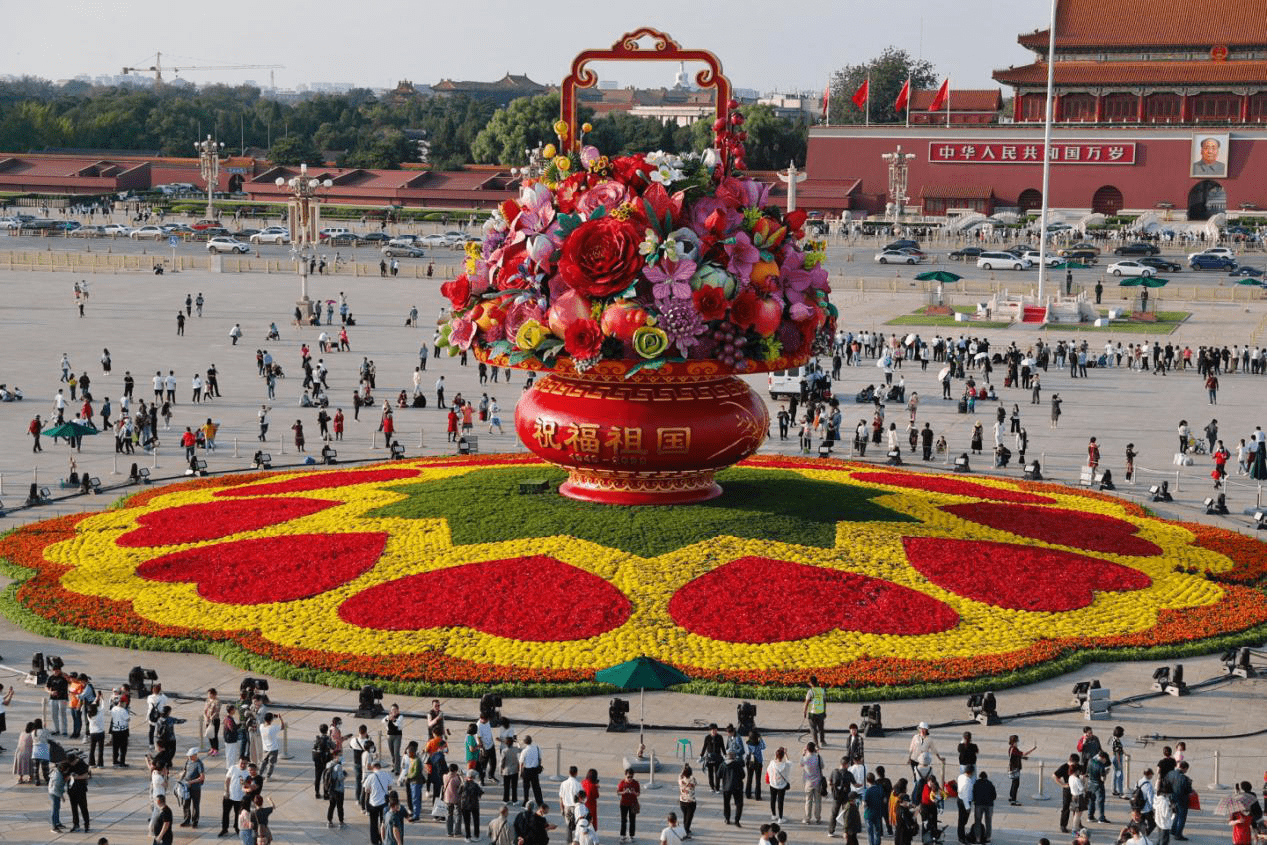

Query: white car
206,236,249,254
129,225,166,240
977,251,1029,271
1188,247,1236,260
101,224,132,236
388,234,421,247
0,217,23,230
1021,251,1062,267
874,250,924,265
1107,260,1155,277
250,227,290,244
418,233,448,248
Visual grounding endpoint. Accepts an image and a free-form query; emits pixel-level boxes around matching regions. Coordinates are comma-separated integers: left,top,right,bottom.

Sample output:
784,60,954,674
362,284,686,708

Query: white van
768,360,830,400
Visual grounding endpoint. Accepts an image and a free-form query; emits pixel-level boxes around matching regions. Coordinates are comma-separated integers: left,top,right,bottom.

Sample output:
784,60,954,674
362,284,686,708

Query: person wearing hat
179,747,205,828
908,723,944,781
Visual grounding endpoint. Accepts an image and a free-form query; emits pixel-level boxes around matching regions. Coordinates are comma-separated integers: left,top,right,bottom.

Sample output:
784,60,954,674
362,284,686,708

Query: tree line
0,78,809,172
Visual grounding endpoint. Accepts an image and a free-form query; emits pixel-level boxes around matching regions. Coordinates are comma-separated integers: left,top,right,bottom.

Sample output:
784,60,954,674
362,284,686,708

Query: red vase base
558,468,722,506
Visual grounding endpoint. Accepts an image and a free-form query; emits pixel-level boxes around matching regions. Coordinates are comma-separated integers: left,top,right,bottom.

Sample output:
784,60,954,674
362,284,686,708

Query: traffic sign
168,236,180,247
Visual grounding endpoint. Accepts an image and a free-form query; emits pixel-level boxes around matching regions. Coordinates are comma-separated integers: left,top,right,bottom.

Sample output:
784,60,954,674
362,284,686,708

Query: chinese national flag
821,84,830,117
851,79,869,109
894,78,910,112
929,78,950,112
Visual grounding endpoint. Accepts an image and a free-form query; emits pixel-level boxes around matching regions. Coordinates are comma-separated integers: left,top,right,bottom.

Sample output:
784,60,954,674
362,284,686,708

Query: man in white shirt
847,758,867,800
146,684,169,748
519,734,543,807
259,712,285,779
110,700,131,767
165,372,177,403
559,765,583,839
660,811,684,845
382,705,404,774
221,757,250,837
955,765,976,843
363,760,393,845
477,715,497,784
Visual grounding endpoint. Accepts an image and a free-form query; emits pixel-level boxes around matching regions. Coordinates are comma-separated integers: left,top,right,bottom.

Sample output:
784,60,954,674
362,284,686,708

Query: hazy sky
11,1,1049,93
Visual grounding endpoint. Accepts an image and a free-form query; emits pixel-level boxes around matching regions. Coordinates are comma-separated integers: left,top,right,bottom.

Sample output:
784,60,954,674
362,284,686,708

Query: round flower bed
3,455,1266,700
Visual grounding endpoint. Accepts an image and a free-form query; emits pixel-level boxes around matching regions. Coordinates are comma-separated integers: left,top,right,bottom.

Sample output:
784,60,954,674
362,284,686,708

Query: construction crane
122,52,283,87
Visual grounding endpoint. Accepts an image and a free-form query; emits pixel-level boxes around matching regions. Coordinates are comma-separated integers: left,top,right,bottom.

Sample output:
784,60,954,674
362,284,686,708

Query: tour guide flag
929,78,950,112
851,78,869,109
894,78,911,112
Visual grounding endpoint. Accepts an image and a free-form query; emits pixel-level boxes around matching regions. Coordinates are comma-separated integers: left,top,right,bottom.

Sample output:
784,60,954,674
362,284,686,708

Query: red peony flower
611,153,651,187
728,289,760,329
563,317,604,359
692,285,727,321
440,274,472,308
557,216,644,298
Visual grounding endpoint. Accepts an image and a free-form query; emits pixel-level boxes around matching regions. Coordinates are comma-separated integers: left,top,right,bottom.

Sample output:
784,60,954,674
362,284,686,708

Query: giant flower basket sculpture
438,29,835,504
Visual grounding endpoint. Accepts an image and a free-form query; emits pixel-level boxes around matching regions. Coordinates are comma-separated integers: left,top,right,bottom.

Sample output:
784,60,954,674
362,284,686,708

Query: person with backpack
800,742,825,826
153,706,185,770
179,748,205,829
1088,751,1111,824
324,756,347,829
1111,727,1127,798
311,723,335,800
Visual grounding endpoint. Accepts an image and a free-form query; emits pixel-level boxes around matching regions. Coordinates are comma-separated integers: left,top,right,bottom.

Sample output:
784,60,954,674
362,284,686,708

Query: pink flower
515,183,556,234
504,299,547,339
575,181,632,218
644,258,697,301
580,145,601,169
449,317,476,350
690,197,741,237
526,234,555,271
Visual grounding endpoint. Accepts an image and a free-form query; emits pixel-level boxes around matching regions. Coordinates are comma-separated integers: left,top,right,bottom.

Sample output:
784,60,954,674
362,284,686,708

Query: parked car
883,239,921,252
325,232,363,245
977,251,1029,271
381,244,427,258
164,224,195,234
418,233,449,247
1190,253,1237,270
249,227,290,245
68,225,107,238
360,232,391,243
190,219,221,231
949,246,984,260
318,226,353,241
130,225,166,240
1114,242,1160,256
0,216,24,230
1005,244,1038,256
1058,242,1100,256
1189,246,1236,260
206,236,249,254
1107,260,1156,277
1139,256,1182,273
874,249,924,265
1230,265,1264,277
100,224,133,236
442,231,468,246
1021,251,1062,267
57,221,82,232
387,234,421,247
1065,250,1099,264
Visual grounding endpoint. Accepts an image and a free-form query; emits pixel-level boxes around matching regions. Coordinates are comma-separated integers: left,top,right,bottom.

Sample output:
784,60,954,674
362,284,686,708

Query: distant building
909,89,1003,125
431,73,549,107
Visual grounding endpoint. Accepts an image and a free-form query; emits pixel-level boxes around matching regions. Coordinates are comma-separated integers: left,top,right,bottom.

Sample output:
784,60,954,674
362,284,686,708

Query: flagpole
865,74,870,126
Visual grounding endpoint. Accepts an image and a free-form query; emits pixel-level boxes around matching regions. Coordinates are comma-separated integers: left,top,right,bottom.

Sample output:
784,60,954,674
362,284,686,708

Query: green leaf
588,204,607,221
556,213,583,235
507,350,537,365
487,340,513,357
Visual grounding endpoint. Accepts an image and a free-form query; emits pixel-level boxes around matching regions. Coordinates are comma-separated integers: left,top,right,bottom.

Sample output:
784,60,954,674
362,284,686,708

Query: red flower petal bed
942,502,1163,556
904,537,1152,611
136,533,389,604
668,556,960,642
117,498,337,547
213,467,421,498
850,471,1056,505
337,556,631,641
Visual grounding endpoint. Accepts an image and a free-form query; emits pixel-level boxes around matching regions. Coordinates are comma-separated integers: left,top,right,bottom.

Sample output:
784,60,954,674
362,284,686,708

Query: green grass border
2,555,1264,702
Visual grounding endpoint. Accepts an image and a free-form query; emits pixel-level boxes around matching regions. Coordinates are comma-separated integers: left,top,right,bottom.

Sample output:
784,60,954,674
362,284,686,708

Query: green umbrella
595,657,690,742
1235,277,1264,286
1117,278,1142,287
1141,277,1169,288
914,270,963,284
1051,261,1090,270
42,421,99,439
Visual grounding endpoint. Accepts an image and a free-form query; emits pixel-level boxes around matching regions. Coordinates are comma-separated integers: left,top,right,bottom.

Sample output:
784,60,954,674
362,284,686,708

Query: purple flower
654,296,707,356
644,258,697,301
724,231,760,281
690,197,741,236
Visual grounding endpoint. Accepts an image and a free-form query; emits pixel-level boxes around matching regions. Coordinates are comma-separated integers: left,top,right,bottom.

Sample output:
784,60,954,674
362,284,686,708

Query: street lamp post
881,144,917,223
194,135,225,221
275,162,333,315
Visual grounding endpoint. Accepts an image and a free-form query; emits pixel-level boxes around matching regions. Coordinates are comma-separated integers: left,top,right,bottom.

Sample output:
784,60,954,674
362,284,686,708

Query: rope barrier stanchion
153,445,159,470
1207,750,1226,790
646,749,663,789
111,453,119,476
234,437,240,459
1175,471,1181,494
1123,754,1130,796
282,724,293,760
551,742,565,782
1032,760,1050,801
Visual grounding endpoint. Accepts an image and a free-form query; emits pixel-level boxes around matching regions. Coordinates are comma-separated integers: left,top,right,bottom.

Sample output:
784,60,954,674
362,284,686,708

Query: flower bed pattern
3,455,1267,698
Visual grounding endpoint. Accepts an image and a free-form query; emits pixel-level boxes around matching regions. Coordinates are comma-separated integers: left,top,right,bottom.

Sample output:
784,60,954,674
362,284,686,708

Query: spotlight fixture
607,697,630,732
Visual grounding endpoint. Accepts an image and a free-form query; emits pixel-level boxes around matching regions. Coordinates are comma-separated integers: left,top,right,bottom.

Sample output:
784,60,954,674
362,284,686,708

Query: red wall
806,127,1267,215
